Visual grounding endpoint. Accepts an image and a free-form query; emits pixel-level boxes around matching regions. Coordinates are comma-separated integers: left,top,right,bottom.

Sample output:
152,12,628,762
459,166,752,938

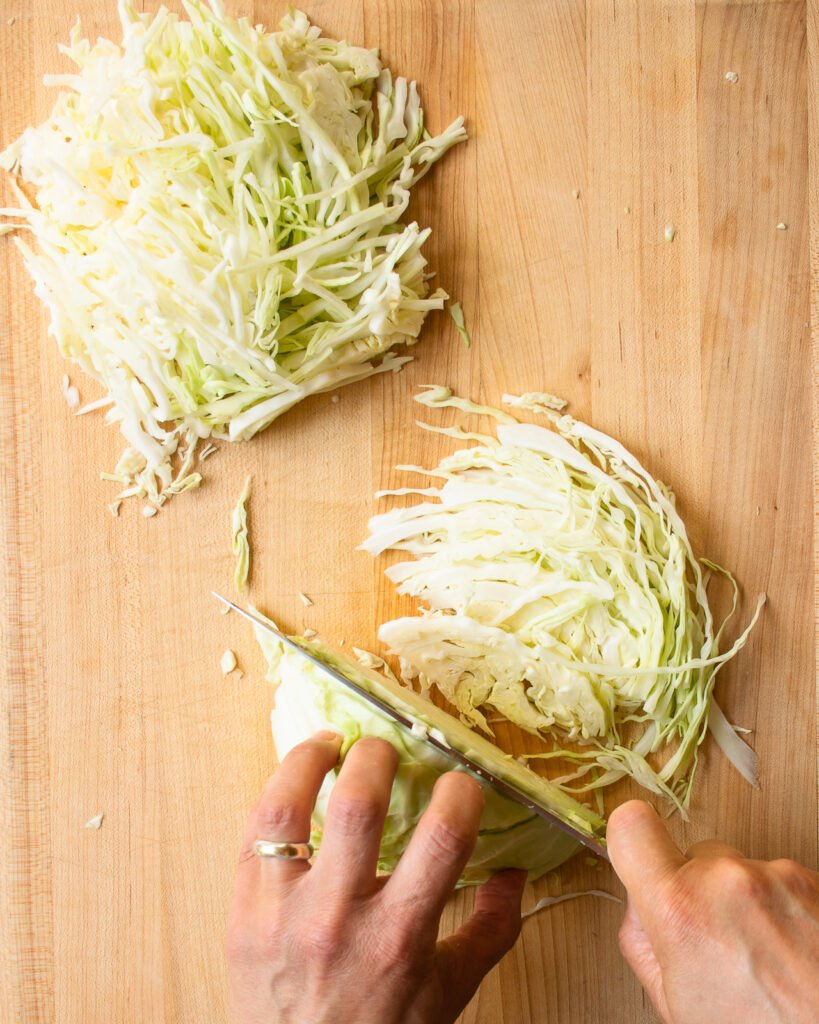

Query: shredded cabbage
352,646,401,684
0,0,465,505
361,387,764,813
521,889,621,921
502,390,567,415
231,475,251,592
257,628,605,883
448,302,471,348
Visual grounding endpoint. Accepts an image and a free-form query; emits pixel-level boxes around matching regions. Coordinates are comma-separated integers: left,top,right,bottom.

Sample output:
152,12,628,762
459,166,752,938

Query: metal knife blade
213,592,609,861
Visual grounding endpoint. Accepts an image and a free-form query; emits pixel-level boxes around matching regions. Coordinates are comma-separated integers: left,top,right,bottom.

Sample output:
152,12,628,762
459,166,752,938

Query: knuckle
441,770,483,802
710,857,764,899
422,816,474,864
770,858,816,896
373,924,416,972
328,793,383,836
297,917,346,965
490,908,522,953
769,857,801,881
659,859,768,947
284,739,327,766
255,801,300,838
354,736,396,759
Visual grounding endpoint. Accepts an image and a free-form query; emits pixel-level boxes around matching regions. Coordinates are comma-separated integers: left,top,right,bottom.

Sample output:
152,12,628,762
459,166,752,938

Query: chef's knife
213,592,609,861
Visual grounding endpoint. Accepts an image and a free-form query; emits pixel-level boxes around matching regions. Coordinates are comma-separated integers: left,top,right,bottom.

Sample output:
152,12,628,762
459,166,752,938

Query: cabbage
448,302,471,348
256,628,606,884
0,0,465,507
231,475,251,592
361,387,764,813
521,889,621,921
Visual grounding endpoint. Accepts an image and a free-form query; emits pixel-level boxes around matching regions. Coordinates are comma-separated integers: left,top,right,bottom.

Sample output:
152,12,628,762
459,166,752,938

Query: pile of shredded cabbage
361,387,765,813
0,0,465,507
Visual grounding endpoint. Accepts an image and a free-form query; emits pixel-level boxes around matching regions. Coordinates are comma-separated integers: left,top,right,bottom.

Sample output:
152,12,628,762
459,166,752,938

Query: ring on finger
253,839,314,861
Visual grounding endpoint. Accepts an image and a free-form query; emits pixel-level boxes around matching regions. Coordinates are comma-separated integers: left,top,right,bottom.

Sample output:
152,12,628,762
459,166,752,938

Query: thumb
436,869,527,1015
607,800,685,947
618,897,672,1024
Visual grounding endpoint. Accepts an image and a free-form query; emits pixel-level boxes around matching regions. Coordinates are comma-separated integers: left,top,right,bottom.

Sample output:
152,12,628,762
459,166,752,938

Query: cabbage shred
231,475,252,592
362,387,764,813
0,0,465,505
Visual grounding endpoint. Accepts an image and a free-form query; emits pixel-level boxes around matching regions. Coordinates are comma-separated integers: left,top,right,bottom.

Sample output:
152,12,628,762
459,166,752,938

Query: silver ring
253,839,313,861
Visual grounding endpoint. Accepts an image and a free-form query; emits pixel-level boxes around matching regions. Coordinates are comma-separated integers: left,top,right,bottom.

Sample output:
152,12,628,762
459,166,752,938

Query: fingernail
313,729,343,743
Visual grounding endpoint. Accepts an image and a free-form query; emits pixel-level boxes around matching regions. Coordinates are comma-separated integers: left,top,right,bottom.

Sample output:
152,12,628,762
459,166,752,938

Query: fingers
617,898,671,1024
385,771,484,930
436,868,526,1015
454,869,526,960
311,737,398,896
239,731,343,894
607,801,686,934
685,839,744,861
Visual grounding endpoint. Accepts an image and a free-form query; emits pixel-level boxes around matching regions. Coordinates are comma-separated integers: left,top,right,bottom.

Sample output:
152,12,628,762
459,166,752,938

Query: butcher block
1,1,816,1022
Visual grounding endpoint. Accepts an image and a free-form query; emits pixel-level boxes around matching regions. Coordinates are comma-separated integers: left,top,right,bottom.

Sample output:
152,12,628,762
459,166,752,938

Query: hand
607,800,819,1024
226,731,527,1024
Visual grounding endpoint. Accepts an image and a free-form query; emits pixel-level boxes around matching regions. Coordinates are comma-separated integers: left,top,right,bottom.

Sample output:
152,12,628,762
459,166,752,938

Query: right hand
607,800,819,1024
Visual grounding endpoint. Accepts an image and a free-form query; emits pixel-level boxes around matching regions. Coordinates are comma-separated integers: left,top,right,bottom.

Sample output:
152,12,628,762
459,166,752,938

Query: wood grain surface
1,2,816,1023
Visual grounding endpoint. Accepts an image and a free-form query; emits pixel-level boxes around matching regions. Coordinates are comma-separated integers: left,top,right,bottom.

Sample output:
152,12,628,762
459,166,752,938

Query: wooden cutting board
1,1,815,1022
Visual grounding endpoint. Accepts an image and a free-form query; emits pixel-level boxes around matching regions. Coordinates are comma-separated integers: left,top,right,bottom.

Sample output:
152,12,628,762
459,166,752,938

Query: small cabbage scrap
61,374,80,409
0,0,465,505
220,648,238,674
502,391,567,415
361,387,765,813
448,303,471,348
521,889,621,921
257,628,605,883
352,645,403,685
232,476,251,592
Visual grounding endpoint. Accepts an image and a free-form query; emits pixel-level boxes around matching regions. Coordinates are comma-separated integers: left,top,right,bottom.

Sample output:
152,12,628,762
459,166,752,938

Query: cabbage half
0,1,465,506
257,628,605,884
361,387,764,813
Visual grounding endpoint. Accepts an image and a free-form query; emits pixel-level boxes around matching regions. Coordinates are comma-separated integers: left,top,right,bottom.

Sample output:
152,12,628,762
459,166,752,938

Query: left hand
226,730,527,1024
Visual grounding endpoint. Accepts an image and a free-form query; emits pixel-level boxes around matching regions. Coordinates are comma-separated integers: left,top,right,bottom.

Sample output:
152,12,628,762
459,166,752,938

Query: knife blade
213,592,609,861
